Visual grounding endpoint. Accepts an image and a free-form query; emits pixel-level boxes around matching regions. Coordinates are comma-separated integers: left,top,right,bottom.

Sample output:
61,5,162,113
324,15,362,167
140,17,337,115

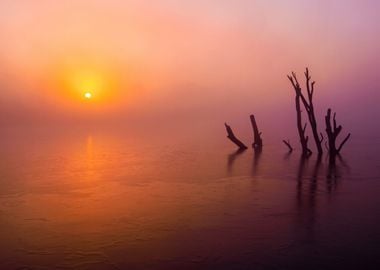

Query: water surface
0,128,379,269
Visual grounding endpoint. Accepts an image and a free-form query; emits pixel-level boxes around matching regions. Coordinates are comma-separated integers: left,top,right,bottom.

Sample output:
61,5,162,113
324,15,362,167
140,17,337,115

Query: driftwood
288,69,323,155
282,139,293,152
287,74,312,157
224,123,248,150
325,109,351,162
250,115,263,150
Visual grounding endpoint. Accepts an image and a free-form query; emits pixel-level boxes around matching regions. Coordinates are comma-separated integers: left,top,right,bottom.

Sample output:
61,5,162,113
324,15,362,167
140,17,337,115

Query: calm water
0,127,379,269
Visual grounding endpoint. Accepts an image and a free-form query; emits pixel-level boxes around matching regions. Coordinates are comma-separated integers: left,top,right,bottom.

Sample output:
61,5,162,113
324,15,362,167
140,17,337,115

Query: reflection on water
1,128,380,269
252,147,262,177
227,149,245,174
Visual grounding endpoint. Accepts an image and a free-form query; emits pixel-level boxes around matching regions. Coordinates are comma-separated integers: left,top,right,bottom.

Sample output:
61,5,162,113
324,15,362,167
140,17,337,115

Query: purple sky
0,0,379,135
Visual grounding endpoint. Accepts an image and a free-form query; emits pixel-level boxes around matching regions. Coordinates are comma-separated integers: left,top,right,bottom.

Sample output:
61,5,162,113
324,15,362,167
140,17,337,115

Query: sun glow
51,61,124,109
58,67,109,104
84,92,92,99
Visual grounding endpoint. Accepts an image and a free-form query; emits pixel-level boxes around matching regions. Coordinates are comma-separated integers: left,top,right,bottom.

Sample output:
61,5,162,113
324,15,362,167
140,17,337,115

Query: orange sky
0,0,379,132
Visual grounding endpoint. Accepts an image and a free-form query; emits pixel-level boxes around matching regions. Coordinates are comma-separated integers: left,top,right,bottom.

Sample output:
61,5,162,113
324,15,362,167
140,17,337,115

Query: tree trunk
287,74,312,157
303,68,323,155
325,108,351,163
250,115,263,150
224,123,248,150
288,69,323,155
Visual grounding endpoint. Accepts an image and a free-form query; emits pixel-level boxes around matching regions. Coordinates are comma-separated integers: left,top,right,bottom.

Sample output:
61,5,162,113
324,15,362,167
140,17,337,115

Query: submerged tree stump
250,115,263,150
282,139,293,152
287,73,312,157
302,68,324,155
325,108,351,162
224,123,248,150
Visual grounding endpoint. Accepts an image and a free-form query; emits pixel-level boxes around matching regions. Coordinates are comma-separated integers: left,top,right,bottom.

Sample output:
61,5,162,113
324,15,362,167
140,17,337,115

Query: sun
84,92,92,99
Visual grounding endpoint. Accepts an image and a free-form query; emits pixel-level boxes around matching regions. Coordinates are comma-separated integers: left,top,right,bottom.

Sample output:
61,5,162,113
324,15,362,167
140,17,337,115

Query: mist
0,0,379,137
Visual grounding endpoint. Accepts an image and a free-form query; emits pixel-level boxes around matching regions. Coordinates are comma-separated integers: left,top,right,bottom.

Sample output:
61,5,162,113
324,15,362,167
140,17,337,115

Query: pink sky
0,0,379,134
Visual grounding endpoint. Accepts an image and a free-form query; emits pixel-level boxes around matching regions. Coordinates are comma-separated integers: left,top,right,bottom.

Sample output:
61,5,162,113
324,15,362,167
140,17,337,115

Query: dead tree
224,123,248,150
288,69,323,155
250,115,263,150
325,109,351,162
287,74,312,157
282,139,293,152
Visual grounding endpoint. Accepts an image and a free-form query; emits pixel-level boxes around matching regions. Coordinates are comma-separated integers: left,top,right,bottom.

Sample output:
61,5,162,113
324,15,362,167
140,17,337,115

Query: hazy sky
0,0,379,134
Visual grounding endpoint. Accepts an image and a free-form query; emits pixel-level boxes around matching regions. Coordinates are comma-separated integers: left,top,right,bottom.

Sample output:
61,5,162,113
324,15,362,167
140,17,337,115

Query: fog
0,0,379,137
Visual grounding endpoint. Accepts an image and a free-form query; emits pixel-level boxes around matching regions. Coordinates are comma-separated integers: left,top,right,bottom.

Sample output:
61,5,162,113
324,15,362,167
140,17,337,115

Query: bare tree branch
287,71,312,157
337,133,351,153
290,68,323,154
282,139,293,152
225,123,248,150
325,108,350,159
